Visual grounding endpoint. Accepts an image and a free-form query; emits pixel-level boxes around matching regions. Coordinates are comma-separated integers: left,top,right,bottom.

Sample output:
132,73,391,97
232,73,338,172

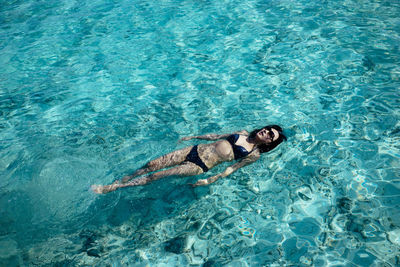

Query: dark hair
249,125,287,153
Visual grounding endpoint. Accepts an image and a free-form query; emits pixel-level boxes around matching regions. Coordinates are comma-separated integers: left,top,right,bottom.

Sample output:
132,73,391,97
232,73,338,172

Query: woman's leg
92,162,202,194
120,146,193,183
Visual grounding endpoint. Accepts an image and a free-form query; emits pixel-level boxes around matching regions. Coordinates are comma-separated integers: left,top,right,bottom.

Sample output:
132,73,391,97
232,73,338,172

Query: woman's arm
192,151,260,186
180,130,249,142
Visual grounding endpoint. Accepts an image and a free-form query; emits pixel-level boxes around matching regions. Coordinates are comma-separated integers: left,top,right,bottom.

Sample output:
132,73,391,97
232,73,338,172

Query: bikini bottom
184,145,209,172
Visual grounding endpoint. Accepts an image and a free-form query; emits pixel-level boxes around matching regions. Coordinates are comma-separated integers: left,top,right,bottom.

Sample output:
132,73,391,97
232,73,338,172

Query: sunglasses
265,127,275,140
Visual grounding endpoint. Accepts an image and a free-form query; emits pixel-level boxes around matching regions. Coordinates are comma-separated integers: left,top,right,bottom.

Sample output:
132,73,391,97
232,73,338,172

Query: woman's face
256,127,279,144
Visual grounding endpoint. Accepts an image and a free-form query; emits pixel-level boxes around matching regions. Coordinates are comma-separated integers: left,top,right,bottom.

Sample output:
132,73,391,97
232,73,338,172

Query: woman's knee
145,161,158,171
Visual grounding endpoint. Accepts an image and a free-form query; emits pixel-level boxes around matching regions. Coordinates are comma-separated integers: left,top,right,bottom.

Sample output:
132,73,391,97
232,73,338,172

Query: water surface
0,0,399,265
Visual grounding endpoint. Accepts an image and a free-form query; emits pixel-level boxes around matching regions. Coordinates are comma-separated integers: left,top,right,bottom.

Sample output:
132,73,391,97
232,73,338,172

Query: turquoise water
1,0,400,265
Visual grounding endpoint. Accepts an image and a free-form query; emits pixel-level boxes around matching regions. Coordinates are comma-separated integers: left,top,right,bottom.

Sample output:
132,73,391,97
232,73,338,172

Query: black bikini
184,145,209,172
185,134,251,172
226,134,251,160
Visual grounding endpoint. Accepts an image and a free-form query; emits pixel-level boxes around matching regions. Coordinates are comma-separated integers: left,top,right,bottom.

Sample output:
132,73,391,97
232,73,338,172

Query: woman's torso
197,134,254,168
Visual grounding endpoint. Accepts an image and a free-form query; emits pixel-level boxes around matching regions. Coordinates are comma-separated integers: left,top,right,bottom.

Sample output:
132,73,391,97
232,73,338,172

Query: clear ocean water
1,0,399,266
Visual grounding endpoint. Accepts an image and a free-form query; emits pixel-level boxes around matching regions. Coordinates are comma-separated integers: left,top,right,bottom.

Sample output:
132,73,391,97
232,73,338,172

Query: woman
92,125,286,194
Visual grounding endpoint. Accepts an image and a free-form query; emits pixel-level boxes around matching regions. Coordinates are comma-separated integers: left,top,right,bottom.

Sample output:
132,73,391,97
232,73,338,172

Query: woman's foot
91,184,118,194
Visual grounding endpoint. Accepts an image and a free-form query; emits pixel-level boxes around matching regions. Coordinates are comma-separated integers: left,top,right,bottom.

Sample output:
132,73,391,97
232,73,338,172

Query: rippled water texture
1,0,400,265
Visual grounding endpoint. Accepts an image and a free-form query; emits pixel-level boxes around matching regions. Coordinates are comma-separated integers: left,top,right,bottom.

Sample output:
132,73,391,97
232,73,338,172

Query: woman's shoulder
249,148,261,158
236,130,249,135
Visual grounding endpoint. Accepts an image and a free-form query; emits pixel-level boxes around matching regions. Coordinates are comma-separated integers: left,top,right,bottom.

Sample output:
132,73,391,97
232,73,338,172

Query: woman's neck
246,136,260,150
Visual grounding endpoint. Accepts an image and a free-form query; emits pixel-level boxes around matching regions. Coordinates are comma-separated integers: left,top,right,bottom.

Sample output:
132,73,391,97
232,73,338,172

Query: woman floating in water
92,125,286,194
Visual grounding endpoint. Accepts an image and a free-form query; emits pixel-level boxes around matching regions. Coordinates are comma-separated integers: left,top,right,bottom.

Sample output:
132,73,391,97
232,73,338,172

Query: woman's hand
179,136,194,142
190,178,209,187
191,174,221,187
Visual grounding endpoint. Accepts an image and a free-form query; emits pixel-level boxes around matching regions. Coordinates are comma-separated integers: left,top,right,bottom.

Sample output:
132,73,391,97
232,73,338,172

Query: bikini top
226,134,252,160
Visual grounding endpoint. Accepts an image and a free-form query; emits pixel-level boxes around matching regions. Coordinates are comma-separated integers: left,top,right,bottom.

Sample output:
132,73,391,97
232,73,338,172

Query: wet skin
92,128,280,194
